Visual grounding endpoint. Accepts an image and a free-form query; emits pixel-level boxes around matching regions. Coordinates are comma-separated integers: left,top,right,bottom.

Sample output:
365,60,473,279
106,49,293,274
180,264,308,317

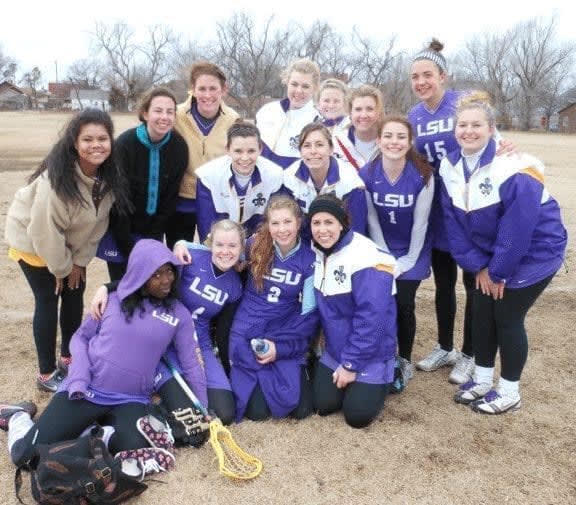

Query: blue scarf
136,124,172,215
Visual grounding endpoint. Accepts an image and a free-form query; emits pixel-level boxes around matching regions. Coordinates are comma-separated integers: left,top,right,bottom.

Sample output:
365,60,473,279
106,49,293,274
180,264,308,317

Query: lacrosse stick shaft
162,356,209,417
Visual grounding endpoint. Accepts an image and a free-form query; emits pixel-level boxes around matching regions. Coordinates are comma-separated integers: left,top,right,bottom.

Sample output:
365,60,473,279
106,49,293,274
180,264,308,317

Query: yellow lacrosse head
209,419,263,480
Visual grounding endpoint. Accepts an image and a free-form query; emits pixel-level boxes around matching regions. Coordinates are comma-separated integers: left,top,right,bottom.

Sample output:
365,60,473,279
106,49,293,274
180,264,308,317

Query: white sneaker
454,380,492,404
416,344,458,372
448,354,475,384
115,447,175,481
471,389,522,415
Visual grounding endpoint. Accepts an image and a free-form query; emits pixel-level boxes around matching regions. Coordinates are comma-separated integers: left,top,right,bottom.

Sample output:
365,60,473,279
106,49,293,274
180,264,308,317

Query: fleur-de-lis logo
252,192,266,207
334,265,346,284
289,135,300,151
479,178,493,196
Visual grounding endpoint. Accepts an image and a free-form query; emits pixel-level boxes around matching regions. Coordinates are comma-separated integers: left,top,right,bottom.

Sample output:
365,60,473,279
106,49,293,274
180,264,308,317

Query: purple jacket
230,239,319,420
314,231,397,384
439,140,567,288
62,239,207,406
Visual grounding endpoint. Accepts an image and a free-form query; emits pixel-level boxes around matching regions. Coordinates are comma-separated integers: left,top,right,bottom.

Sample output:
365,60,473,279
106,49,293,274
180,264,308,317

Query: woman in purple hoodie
0,239,206,477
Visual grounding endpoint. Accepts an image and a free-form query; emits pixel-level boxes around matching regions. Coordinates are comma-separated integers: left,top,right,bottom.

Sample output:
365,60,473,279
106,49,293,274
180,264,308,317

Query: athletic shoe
57,357,71,377
136,415,175,451
0,401,37,431
416,344,458,372
448,354,475,385
115,447,175,481
454,380,492,405
399,357,415,383
36,370,64,393
389,359,404,394
471,389,522,415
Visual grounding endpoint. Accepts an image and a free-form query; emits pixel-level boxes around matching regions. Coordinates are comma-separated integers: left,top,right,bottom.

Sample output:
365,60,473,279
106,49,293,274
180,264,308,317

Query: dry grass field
0,111,574,504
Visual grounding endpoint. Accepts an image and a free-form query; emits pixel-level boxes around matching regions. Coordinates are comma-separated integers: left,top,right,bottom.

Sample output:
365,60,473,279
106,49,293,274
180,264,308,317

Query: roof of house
558,102,576,114
0,81,25,98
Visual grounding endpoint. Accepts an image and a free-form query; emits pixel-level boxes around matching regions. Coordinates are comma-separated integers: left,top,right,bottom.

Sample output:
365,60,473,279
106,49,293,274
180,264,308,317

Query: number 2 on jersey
267,286,281,303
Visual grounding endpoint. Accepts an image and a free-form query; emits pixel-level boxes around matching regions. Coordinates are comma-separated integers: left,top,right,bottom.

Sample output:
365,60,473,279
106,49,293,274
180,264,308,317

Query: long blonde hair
250,196,302,292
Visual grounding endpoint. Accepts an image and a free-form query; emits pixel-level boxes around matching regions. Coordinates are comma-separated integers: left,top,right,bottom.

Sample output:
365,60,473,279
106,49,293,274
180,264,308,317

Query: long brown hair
377,115,433,185
250,195,303,292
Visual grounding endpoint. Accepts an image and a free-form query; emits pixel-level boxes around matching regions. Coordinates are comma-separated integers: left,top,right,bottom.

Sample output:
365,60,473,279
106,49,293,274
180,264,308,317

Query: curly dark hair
29,108,131,215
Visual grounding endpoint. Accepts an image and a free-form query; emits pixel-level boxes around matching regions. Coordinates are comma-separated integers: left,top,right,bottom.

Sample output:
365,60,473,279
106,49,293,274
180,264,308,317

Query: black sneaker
0,401,37,431
36,370,64,393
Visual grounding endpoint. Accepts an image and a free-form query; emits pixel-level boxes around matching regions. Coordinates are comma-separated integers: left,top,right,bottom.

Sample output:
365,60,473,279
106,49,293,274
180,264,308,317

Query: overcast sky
2,0,574,84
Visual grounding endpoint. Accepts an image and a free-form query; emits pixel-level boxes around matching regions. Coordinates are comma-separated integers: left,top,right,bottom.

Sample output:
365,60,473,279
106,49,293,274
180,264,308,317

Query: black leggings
313,362,388,428
212,301,240,376
244,367,314,421
18,261,85,374
165,210,197,250
395,279,421,361
158,378,235,426
472,274,553,382
12,392,149,467
431,249,475,356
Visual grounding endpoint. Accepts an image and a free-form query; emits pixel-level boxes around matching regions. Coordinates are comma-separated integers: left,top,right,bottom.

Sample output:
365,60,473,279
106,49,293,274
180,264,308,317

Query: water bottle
250,338,269,355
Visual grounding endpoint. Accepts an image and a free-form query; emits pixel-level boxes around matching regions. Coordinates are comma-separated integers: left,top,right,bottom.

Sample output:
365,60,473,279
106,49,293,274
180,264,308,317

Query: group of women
1,39,567,478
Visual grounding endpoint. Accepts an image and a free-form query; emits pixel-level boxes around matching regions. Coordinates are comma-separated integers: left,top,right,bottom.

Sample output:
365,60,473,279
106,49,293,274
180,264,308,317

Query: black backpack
15,427,147,504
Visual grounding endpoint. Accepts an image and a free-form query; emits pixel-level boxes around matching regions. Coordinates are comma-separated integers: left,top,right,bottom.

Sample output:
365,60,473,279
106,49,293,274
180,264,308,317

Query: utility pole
54,60,58,83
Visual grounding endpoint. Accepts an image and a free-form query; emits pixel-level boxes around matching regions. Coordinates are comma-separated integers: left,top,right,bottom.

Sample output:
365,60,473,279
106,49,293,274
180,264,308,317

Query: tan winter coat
174,93,239,200
4,163,114,278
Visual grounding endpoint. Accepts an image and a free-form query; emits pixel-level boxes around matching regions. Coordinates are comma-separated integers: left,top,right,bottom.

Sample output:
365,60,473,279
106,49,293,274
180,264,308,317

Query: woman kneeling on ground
309,194,397,428
0,239,207,479
229,195,319,422
91,220,245,429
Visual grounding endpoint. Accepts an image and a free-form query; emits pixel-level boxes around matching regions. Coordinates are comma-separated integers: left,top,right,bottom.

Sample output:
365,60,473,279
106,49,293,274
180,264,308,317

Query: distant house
0,81,27,109
47,82,74,109
48,82,74,99
558,103,576,134
70,89,110,112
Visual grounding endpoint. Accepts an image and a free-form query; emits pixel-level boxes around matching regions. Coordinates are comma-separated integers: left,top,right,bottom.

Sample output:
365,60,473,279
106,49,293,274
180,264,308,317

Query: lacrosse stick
162,357,263,480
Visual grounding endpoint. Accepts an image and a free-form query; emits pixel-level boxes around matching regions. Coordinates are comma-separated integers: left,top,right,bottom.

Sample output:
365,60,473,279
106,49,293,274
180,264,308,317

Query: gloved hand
168,407,211,448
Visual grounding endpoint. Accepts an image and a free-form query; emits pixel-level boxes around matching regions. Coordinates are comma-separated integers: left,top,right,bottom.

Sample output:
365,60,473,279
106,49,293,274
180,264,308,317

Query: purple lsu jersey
157,247,242,392
408,89,462,251
359,159,432,280
179,248,243,346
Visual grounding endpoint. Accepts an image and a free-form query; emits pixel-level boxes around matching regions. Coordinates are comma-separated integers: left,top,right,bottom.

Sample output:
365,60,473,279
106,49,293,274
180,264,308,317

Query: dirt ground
0,112,574,505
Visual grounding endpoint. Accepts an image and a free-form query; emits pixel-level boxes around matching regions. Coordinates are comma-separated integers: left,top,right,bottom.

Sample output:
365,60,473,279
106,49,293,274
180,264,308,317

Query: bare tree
92,21,139,110
20,67,42,108
140,25,177,85
509,17,575,130
0,45,17,83
538,59,574,130
210,12,294,117
67,58,103,88
296,20,357,81
66,59,104,111
168,39,208,101
454,31,518,127
92,21,178,110
380,53,414,114
349,30,399,87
